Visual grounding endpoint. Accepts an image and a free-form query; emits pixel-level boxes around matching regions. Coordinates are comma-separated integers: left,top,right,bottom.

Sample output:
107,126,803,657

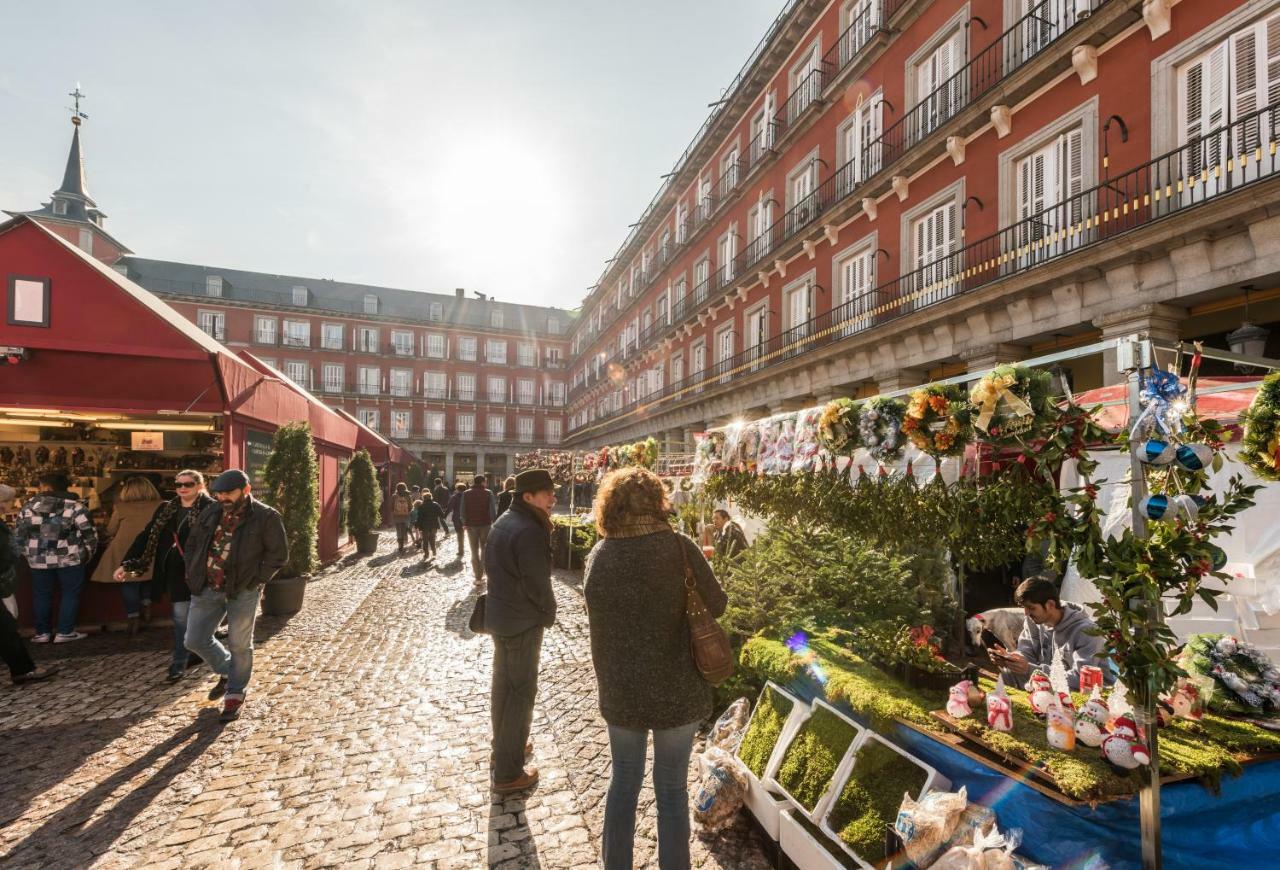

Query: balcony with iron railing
570,101,1280,434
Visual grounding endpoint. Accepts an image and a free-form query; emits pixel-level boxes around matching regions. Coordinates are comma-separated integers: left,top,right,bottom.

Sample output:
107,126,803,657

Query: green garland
1240,370,1280,481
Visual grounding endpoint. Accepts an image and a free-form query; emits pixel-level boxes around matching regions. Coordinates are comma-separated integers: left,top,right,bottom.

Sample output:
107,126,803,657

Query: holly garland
1240,370,1280,482
858,397,906,463
903,384,972,458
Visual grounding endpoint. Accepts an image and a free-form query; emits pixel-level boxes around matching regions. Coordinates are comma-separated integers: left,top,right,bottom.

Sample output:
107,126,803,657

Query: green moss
740,636,802,683
739,685,794,778
827,737,928,864
811,637,947,730
775,706,860,811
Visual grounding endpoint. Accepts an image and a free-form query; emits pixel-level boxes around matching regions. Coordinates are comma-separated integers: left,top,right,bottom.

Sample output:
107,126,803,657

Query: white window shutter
1064,128,1085,224
1232,26,1260,151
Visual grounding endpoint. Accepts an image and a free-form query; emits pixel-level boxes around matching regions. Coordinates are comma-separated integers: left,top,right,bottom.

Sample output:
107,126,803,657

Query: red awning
1072,376,1261,431
236,353,358,451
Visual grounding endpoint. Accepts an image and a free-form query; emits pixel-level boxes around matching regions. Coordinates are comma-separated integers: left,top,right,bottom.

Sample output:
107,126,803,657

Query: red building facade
565,0,1280,449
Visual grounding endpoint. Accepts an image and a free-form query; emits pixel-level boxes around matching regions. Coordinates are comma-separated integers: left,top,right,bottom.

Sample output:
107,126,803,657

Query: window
425,411,446,440
282,319,310,347
518,417,534,444
839,0,881,66
671,353,684,384
391,330,414,356
786,279,813,342
457,373,476,401
490,308,504,328
913,26,966,140
197,310,224,340
1009,0,1079,62
459,336,477,361
205,276,223,298
429,301,443,321
1014,128,1086,265
363,294,379,314
424,371,447,399
721,147,740,192
745,305,769,369
749,92,777,166
910,198,959,306
517,342,536,367
748,195,774,261
787,157,819,233
254,316,278,345
357,365,380,395
257,357,277,369
358,408,379,431
323,363,344,393
545,347,562,367
788,42,823,124
390,410,411,438
548,381,565,406
53,199,67,216
488,376,507,403
693,258,711,303
357,327,379,353
292,285,308,306
698,173,714,219
835,241,877,336
78,228,93,253
284,360,308,387
547,316,560,334
657,290,670,326
545,419,561,444
691,341,706,393
838,92,884,194
717,230,737,283
486,339,507,364
426,333,446,358
322,323,344,349
390,368,412,397
487,415,506,442
516,378,535,404
660,229,671,260
675,201,689,243
457,413,476,441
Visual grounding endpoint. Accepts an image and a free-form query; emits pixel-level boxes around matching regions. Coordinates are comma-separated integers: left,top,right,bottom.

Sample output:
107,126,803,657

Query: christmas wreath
1179,633,1280,714
903,384,972,458
968,364,1053,444
1240,370,1280,481
679,476,694,492
858,397,906,463
818,398,863,456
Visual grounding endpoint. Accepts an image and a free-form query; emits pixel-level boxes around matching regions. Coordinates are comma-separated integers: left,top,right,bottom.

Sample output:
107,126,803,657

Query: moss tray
775,704,861,812
739,684,795,778
827,737,929,865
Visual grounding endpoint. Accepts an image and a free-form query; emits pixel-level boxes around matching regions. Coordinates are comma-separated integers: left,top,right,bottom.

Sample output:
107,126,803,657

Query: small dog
966,607,1025,653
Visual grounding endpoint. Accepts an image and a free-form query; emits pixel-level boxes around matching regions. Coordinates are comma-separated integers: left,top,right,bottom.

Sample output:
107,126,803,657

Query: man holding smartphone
988,577,1111,691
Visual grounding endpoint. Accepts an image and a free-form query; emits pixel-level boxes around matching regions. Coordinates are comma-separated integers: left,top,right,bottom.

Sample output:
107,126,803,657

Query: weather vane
68,83,88,126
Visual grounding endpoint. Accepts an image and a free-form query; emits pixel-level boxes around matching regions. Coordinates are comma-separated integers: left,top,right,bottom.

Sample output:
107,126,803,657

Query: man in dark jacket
484,468,557,793
711,509,750,559
183,469,288,722
462,474,498,586
431,478,452,538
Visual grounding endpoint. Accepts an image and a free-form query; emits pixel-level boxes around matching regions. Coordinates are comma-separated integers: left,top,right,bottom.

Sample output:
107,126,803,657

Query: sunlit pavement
0,535,770,869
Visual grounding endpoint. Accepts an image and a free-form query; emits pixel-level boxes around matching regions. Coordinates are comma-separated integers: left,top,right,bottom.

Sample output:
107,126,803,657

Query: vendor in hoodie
990,577,1113,691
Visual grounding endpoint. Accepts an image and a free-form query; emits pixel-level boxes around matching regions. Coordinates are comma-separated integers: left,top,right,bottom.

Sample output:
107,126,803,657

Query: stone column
444,449,455,482
874,368,927,395
1093,303,1187,386
959,343,1028,375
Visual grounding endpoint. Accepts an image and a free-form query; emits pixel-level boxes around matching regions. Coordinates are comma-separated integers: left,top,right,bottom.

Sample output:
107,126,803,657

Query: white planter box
818,731,950,868
743,767,791,840
736,681,808,784
779,808,850,870
766,698,866,824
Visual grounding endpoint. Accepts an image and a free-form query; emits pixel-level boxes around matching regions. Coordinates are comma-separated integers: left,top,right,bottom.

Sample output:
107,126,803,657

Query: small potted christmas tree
347,448,383,555
260,422,318,615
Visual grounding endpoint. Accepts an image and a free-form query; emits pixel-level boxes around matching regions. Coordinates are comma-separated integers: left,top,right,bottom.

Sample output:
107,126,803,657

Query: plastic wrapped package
707,697,752,753
739,423,761,474
791,407,822,474
692,747,749,834
774,414,796,475
757,419,780,475
931,826,1046,870
893,787,970,869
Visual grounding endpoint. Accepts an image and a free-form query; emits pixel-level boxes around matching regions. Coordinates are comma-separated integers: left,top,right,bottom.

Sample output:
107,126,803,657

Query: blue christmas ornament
1174,443,1214,472
1140,494,1171,521
1210,545,1228,571
1139,439,1177,465
1133,363,1188,439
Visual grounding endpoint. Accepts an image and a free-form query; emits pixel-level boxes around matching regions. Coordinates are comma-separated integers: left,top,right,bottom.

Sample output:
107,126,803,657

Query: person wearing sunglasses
116,470,215,681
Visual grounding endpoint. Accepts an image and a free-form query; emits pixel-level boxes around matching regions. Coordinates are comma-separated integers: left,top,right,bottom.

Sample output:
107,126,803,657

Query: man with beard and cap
183,469,287,722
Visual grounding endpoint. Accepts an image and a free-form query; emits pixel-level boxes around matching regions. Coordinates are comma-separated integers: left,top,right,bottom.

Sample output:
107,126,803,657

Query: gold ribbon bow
971,374,1034,433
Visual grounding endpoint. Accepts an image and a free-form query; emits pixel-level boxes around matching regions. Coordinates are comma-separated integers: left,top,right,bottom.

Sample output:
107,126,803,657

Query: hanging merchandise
774,414,797,475
817,397,862,457
1240,370,1280,481
757,417,781,475
1130,361,1188,441
790,407,823,473
858,396,906,463
968,364,1053,444
904,383,973,458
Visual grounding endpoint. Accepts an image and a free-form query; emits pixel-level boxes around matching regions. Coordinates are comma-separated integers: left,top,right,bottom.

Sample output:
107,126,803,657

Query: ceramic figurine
987,675,1013,732
947,680,975,718
1045,698,1077,751
70,447,84,467
15,446,30,467
1102,716,1151,769
53,446,67,466
34,446,49,465
1165,679,1204,721
1074,689,1110,748
1028,670,1055,716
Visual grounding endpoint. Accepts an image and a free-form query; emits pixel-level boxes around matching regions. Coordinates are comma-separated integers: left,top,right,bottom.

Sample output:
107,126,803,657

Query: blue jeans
120,581,152,618
603,721,699,870
184,585,261,698
170,601,190,672
30,565,87,635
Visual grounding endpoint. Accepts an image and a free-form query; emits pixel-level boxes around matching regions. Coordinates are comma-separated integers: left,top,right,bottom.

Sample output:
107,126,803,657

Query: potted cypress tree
348,448,383,555
260,422,319,616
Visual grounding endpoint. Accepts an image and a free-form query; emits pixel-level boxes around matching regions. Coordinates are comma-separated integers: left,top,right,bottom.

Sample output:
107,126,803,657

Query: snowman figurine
1102,716,1151,770
1028,670,1055,716
1166,679,1203,721
1074,690,1111,748
1045,698,1076,751
987,675,1013,732
947,680,974,718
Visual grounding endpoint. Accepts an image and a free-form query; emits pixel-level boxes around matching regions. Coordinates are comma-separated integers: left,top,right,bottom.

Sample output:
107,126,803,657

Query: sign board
244,429,274,492
131,431,165,451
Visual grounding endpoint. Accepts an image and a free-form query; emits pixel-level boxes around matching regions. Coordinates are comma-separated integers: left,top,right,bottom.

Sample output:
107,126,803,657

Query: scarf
600,515,673,539
205,497,249,592
510,497,554,535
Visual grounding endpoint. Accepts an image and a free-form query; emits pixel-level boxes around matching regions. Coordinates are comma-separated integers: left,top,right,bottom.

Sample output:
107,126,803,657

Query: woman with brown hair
92,475,163,634
583,467,727,870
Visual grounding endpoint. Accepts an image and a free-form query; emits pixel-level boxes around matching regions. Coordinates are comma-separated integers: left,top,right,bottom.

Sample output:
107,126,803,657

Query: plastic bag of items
692,747,750,833
706,697,752,753
894,787,998,869
931,825,1047,870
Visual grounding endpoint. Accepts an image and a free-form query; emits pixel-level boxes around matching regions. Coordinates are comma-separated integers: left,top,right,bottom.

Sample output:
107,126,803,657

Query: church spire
57,84,95,205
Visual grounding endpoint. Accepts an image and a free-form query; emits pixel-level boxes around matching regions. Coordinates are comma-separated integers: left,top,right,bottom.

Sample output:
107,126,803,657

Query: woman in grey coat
583,467,727,870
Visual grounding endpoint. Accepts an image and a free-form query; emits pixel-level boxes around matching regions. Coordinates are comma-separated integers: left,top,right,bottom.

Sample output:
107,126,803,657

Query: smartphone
980,628,1005,652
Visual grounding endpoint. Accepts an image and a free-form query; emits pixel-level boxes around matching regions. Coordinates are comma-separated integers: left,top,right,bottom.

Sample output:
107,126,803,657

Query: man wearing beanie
183,469,287,722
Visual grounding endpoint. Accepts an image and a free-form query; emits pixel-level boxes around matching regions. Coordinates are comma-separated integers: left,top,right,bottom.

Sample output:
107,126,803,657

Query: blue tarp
785,674,1280,869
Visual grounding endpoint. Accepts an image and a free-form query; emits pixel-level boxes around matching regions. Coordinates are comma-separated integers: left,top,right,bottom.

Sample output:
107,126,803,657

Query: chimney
455,287,465,299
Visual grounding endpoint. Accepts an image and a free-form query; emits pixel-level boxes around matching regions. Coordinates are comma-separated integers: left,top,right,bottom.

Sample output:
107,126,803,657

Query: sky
0,0,788,312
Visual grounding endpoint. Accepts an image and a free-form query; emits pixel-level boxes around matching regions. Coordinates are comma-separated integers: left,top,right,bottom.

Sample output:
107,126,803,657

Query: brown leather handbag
677,533,734,686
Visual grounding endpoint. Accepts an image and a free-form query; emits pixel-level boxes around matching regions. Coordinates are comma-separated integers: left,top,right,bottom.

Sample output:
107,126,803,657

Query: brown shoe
525,741,533,758
493,767,539,793
12,664,60,686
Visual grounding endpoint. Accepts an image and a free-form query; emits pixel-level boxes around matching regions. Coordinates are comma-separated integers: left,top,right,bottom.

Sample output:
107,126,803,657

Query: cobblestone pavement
0,533,771,869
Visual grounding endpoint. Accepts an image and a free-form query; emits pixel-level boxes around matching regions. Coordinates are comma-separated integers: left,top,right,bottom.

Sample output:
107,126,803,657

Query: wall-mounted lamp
1102,114,1130,176
874,248,891,262
966,15,989,30
961,196,984,233
811,157,830,171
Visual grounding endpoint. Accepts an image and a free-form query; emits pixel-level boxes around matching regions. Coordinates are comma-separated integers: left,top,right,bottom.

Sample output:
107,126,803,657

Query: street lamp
1226,286,1271,369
